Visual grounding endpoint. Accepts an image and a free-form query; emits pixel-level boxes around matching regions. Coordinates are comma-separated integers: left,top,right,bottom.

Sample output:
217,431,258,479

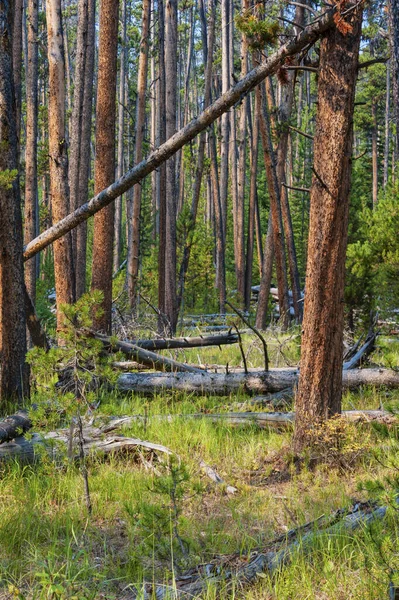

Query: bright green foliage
27,291,121,415
126,457,191,568
346,188,399,318
235,11,280,49
0,169,18,189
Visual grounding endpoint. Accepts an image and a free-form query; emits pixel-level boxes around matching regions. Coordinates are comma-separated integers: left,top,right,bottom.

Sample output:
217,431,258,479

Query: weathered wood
343,331,377,370
153,499,388,598
199,460,237,494
117,368,399,396
0,411,32,444
90,332,205,373
133,333,238,351
23,8,337,262
0,419,173,465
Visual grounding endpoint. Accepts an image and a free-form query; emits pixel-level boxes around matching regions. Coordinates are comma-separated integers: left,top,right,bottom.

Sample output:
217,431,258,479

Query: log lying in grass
99,409,395,436
0,418,174,465
117,367,399,396
152,500,388,598
0,411,32,444
91,332,205,373
134,333,238,351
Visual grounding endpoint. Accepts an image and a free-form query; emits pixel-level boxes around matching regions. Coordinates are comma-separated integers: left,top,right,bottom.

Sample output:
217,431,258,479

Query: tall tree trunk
164,0,178,333
389,0,399,155
294,8,363,452
372,101,378,207
13,0,23,158
127,0,151,308
46,0,75,334
235,0,249,301
219,0,229,249
0,0,27,401
69,0,89,285
258,82,290,329
157,0,167,332
244,92,259,311
177,0,214,313
275,4,304,322
114,0,127,273
91,0,119,333
75,0,95,298
24,0,39,304
383,60,391,188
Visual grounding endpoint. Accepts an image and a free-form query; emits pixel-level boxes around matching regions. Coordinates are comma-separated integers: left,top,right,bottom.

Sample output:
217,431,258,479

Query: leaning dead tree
23,7,338,262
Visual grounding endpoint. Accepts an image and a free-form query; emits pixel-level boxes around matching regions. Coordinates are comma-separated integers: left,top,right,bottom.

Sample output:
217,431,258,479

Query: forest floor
0,331,399,599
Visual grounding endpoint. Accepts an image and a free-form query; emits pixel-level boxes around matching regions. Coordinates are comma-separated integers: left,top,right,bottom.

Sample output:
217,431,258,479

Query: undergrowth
0,333,397,598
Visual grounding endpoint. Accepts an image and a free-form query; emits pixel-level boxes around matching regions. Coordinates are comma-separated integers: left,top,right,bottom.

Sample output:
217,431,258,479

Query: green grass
0,331,398,598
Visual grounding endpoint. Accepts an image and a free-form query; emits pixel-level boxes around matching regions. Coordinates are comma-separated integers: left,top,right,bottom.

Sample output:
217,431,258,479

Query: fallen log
99,409,395,435
0,413,174,465
134,333,238,351
0,411,32,444
117,367,399,396
151,499,389,598
343,330,377,370
90,332,205,373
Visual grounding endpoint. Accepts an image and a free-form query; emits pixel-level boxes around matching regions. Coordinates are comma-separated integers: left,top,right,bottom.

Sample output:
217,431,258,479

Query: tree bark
127,0,151,308
12,0,23,156
46,0,76,335
75,0,95,298
23,8,338,262
257,82,290,328
91,0,119,333
0,0,27,401
157,0,167,332
24,0,39,304
164,0,178,333
113,0,127,273
294,7,363,451
389,0,399,154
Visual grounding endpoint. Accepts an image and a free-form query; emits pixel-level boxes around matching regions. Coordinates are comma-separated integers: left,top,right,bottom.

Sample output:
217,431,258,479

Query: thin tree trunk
13,0,23,157
294,7,363,451
236,0,249,301
114,0,127,273
372,101,379,207
219,0,229,237
91,0,119,333
177,0,214,313
258,82,290,329
127,0,151,308
383,60,390,188
75,0,96,298
46,0,75,335
244,92,259,311
164,0,178,333
157,0,167,332
0,0,27,401
389,0,399,154
255,215,274,329
69,0,89,283
24,0,39,304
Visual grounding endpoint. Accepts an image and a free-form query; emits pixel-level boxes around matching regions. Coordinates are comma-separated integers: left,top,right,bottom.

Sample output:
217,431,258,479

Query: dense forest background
11,0,396,334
